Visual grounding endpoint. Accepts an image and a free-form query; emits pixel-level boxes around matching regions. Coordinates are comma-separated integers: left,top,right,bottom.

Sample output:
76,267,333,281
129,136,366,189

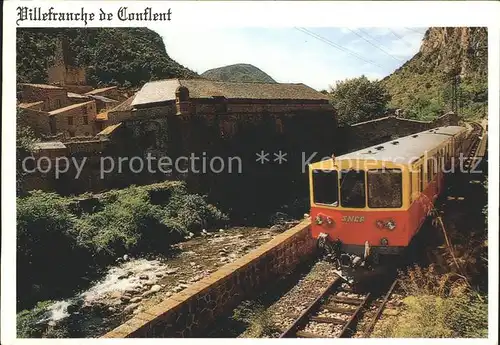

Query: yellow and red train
308,125,470,270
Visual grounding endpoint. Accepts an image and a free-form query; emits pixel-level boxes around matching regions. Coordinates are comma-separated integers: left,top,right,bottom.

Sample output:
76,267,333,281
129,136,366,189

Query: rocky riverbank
20,225,294,338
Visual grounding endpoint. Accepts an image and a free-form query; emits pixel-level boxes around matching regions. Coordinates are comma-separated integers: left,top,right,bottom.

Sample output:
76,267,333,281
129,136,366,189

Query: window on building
312,169,339,206
368,169,403,208
82,106,88,115
82,116,89,125
67,116,73,125
55,99,61,108
68,130,75,137
340,170,366,208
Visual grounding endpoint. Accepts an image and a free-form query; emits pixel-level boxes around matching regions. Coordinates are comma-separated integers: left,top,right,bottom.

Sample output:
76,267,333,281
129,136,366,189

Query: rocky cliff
383,27,487,119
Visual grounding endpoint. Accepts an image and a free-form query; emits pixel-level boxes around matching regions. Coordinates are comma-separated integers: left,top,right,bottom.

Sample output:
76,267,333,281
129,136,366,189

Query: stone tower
47,38,87,86
175,85,191,115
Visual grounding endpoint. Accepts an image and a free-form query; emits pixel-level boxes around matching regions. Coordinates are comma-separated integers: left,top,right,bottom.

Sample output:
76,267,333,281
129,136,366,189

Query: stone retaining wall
102,219,315,338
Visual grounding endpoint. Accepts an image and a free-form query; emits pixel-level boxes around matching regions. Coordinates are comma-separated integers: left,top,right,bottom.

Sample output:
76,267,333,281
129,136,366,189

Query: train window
420,164,424,191
367,169,403,208
312,169,339,206
409,170,413,203
340,170,365,208
427,159,433,182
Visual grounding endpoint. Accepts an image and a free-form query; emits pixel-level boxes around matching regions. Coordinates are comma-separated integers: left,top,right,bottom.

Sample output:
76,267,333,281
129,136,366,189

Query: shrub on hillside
17,191,91,286
375,293,487,338
76,184,228,259
374,265,488,338
17,300,54,338
17,182,228,308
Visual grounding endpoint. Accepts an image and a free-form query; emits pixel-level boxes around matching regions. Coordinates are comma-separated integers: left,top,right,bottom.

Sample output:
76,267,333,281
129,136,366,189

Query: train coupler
317,233,341,262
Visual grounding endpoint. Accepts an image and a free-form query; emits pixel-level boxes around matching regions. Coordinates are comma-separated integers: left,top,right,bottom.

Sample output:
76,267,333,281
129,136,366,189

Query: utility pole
450,69,461,115
450,74,456,114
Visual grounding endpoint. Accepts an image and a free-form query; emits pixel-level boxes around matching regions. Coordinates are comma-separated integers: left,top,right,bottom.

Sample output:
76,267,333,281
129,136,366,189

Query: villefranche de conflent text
16,7,172,26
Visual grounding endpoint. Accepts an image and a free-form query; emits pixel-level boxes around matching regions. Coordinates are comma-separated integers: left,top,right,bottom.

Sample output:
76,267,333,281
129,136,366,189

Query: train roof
311,126,467,168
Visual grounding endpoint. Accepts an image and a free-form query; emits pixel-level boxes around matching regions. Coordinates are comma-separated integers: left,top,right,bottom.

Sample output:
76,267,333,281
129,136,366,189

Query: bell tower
175,86,190,115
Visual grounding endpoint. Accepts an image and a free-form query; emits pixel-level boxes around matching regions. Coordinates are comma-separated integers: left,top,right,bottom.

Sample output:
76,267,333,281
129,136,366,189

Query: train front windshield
367,169,403,208
312,169,339,206
340,170,366,208
312,168,403,209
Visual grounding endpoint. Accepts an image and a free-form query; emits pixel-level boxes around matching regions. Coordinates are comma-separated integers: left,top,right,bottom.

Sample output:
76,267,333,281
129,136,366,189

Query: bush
17,182,228,308
77,184,228,259
329,75,391,125
375,266,488,338
17,191,90,300
17,300,53,338
377,294,487,338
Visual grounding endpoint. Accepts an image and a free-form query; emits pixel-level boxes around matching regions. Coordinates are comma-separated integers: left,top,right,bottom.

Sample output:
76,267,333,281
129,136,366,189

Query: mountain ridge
201,63,277,84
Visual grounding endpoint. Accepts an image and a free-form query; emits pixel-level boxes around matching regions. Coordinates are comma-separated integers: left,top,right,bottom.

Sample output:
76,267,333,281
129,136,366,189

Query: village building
47,100,98,137
131,79,332,115
18,83,70,111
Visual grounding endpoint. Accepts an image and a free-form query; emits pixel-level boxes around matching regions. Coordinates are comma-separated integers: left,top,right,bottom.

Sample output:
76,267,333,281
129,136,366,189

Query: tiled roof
20,83,64,90
85,86,117,95
18,101,44,108
33,141,67,150
109,94,136,112
67,92,90,99
132,79,329,107
96,112,109,121
97,123,122,136
48,100,95,115
88,95,119,103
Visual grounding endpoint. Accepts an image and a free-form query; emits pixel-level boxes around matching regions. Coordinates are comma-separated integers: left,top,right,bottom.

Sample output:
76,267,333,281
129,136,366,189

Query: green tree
16,109,39,196
329,75,391,125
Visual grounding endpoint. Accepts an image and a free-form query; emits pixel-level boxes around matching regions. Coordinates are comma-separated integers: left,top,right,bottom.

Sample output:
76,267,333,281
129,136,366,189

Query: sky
152,27,427,91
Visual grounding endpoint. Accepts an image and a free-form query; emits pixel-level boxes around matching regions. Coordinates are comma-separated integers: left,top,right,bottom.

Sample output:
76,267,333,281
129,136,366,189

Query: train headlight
380,237,389,246
385,220,396,230
326,217,335,227
315,215,323,225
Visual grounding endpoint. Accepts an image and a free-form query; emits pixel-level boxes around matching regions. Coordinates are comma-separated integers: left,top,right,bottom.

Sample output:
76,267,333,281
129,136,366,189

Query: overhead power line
347,28,403,62
357,28,390,48
388,28,413,47
294,27,384,70
404,27,428,35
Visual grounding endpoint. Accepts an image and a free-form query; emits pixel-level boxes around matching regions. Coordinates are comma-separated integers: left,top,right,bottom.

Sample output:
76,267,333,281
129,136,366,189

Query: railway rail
464,121,486,172
279,276,399,338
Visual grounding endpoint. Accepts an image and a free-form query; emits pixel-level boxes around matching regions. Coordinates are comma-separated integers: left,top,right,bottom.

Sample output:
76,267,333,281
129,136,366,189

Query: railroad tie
323,305,356,314
296,331,325,338
310,316,346,325
331,296,365,305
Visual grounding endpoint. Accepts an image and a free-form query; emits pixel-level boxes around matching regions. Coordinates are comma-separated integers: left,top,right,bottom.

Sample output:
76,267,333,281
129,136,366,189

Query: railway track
463,121,485,172
279,276,399,338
